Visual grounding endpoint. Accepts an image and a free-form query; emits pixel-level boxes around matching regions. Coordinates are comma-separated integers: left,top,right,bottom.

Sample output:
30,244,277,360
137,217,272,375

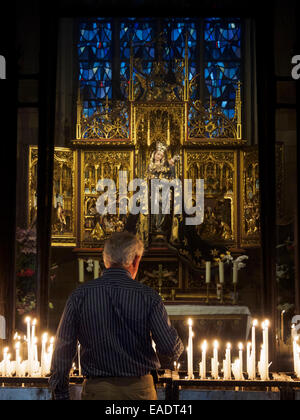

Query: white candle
200,340,207,379
94,260,100,279
78,342,82,376
219,261,224,284
262,320,269,380
233,261,238,284
223,343,231,380
250,319,257,380
79,259,84,283
212,340,219,379
25,317,31,352
41,333,48,376
238,343,244,380
3,347,8,376
247,342,251,378
206,262,211,284
293,336,299,377
31,318,37,342
187,319,194,379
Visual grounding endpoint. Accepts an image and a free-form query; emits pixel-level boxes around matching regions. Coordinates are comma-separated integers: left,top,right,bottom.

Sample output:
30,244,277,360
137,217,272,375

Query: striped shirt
49,268,184,400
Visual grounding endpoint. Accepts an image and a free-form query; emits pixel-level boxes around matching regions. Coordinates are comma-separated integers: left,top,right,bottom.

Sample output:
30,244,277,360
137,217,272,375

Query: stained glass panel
78,17,242,118
78,18,113,116
120,18,155,85
204,18,241,119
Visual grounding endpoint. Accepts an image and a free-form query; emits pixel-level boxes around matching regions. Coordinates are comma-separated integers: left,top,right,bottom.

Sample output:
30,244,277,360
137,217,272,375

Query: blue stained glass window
204,18,241,118
120,18,155,83
78,18,113,116
78,17,242,119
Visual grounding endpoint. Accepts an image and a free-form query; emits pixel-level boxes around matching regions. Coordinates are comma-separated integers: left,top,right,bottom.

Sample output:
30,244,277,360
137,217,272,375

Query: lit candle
250,319,257,380
78,342,82,377
262,320,269,380
200,340,207,379
293,336,299,377
238,343,244,380
3,347,8,376
247,342,251,378
223,343,231,380
15,342,22,377
25,316,31,351
187,319,194,379
211,340,219,379
41,333,48,376
206,262,211,284
219,261,224,284
31,318,37,343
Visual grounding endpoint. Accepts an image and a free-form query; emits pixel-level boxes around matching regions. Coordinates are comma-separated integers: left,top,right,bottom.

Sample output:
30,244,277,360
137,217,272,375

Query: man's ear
133,254,142,268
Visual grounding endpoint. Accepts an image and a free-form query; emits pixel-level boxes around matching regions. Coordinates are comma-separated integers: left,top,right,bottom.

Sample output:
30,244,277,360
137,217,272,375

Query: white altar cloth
165,305,252,339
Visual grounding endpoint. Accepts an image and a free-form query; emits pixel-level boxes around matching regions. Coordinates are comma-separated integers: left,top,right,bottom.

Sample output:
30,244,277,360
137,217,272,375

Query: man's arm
149,299,184,362
49,292,80,400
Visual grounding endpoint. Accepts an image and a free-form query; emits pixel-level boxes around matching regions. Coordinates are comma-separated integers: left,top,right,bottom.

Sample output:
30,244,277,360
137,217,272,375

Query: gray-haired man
49,231,184,400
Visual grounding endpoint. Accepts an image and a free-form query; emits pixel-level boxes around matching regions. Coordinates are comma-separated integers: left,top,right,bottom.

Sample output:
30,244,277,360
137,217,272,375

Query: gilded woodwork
80,150,134,246
28,146,77,246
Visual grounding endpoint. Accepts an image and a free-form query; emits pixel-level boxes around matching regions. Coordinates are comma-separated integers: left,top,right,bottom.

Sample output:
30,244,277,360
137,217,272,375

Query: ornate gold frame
28,146,77,247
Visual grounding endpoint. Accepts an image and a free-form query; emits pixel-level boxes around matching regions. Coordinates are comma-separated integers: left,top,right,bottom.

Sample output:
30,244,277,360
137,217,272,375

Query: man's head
103,231,144,279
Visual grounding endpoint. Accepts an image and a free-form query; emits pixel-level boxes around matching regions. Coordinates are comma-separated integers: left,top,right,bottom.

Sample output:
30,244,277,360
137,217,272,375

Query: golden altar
27,36,274,303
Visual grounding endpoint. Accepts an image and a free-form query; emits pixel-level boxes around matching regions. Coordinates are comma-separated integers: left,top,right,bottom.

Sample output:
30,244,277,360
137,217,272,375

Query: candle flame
213,340,219,349
202,340,208,351
239,343,243,350
25,316,31,323
226,343,231,350
253,319,258,327
33,318,37,326
188,318,193,326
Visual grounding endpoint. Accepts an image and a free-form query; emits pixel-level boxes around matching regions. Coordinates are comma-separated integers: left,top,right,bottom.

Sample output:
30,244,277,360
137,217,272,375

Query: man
49,231,184,400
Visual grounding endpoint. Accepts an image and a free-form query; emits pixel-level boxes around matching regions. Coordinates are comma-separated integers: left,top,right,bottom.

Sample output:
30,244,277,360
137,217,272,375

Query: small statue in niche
57,202,67,232
145,142,180,238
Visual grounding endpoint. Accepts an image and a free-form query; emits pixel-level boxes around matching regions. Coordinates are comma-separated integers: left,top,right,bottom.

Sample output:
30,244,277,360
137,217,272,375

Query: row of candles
205,261,239,284
0,318,55,377
1,316,300,380
185,319,271,381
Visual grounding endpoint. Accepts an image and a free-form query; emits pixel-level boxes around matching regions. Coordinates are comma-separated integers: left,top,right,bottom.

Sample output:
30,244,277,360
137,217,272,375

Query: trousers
81,374,158,400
